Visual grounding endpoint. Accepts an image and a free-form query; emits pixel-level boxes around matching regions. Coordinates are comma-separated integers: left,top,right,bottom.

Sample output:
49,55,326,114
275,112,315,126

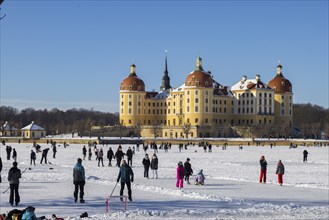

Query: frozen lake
0,142,328,219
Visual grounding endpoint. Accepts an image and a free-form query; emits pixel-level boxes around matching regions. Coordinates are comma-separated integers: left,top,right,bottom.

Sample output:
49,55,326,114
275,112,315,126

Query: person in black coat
52,145,57,159
184,158,193,184
107,147,114,166
303,150,308,162
12,148,17,162
82,145,87,160
115,146,125,167
126,147,133,167
40,148,49,164
6,145,12,160
30,150,36,166
142,154,150,178
8,162,21,206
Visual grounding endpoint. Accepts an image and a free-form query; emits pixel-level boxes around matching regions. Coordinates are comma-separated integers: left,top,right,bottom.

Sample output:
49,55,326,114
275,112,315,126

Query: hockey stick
2,168,28,193
110,182,118,198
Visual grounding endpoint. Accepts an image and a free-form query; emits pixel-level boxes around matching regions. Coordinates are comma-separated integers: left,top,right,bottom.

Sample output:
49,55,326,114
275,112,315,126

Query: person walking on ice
276,160,285,186
117,159,134,202
176,161,185,189
259,155,267,184
98,148,104,167
73,158,85,203
107,147,114,166
303,150,308,162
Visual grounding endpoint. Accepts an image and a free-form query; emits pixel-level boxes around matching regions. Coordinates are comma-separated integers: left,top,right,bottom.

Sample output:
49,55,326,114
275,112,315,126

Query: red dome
268,75,292,93
268,65,292,93
120,64,145,91
120,75,145,91
185,70,213,87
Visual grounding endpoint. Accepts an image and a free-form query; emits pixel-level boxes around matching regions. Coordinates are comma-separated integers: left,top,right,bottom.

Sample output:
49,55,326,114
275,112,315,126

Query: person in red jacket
259,155,267,183
176,161,185,189
276,160,285,186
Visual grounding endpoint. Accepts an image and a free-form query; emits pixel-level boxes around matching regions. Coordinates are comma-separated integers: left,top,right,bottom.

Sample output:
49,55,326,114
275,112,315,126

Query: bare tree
182,123,191,138
134,123,142,138
151,122,161,139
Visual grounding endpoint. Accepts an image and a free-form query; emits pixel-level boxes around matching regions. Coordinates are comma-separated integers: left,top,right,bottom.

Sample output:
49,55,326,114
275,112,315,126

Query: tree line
0,103,328,138
0,106,119,136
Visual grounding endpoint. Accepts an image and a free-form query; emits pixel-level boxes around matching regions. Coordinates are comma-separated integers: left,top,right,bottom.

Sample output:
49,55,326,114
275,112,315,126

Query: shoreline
1,136,328,146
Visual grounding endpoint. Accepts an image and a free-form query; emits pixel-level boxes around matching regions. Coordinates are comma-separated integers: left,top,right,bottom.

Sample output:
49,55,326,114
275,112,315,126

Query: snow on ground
0,141,328,219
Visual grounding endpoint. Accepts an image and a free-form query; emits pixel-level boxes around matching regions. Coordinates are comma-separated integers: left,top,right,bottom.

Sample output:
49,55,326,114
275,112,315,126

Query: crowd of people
0,139,316,218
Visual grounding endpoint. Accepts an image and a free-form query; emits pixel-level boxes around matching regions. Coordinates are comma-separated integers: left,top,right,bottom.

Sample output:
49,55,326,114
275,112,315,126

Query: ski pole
2,168,28,194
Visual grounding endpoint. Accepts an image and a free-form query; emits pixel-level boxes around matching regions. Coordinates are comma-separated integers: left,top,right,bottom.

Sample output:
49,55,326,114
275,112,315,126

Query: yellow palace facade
119,56,293,138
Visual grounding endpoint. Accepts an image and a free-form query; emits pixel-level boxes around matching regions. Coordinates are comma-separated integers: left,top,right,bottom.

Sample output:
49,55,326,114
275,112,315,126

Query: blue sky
0,0,328,113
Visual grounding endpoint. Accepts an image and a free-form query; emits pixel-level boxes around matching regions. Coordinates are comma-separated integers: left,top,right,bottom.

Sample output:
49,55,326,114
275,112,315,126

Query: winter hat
13,162,18,167
186,158,190,161
77,158,82,163
178,161,183,166
26,206,35,211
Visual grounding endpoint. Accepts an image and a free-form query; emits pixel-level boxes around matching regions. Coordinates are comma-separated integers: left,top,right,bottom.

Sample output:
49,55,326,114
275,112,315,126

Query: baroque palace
119,55,293,138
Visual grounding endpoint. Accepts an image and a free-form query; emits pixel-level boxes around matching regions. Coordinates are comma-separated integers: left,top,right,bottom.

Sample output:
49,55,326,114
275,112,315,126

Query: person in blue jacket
73,158,85,203
117,160,134,202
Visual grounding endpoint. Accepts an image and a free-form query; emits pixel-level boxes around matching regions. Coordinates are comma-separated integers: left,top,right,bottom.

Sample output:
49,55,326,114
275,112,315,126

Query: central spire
160,50,171,91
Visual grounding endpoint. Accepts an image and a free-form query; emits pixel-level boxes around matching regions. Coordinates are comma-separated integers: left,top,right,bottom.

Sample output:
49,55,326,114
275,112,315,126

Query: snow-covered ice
0,141,328,219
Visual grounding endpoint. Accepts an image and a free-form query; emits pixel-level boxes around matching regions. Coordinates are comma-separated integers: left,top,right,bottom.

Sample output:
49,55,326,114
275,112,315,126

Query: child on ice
195,169,205,185
176,161,185,188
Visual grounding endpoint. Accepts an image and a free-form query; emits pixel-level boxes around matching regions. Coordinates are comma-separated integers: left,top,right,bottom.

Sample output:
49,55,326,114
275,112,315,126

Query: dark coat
42,148,49,156
107,149,114,160
82,147,87,155
115,150,125,160
126,149,133,159
8,167,21,184
150,157,158,170
30,151,36,160
117,164,134,183
276,162,285,175
142,158,150,168
260,159,267,170
184,161,193,175
0,157,2,172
